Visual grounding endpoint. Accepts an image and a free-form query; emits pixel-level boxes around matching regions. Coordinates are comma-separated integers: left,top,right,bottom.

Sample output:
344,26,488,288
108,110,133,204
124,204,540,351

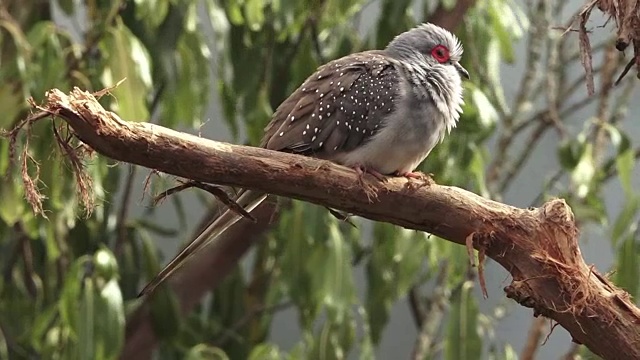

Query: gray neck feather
389,50,463,135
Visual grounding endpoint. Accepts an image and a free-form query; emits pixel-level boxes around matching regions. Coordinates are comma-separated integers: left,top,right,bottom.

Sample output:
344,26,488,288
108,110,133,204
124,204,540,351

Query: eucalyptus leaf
445,281,482,360
614,234,640,298
248,343,282,360
571,143,595,199
93,278,125,360
616,148,636,196
185,343,230,360
100,19,152,122
611,196,640,246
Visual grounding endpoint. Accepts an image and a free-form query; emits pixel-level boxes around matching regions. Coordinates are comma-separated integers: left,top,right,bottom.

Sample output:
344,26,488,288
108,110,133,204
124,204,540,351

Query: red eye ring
431,45,450,63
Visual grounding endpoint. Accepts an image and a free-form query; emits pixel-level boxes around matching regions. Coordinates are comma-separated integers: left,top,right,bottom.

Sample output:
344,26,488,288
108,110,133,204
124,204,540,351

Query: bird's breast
335,101,446,175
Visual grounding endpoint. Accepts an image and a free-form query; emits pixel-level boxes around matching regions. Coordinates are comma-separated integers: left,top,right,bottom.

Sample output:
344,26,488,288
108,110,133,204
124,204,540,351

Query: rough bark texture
25,88,640,359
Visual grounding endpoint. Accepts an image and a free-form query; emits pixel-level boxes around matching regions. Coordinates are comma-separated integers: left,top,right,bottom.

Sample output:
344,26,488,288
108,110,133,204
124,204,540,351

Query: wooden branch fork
15,87,640,359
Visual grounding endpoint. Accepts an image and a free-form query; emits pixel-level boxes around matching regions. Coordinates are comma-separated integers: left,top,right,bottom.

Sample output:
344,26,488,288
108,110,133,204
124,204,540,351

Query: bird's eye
431,45,450,63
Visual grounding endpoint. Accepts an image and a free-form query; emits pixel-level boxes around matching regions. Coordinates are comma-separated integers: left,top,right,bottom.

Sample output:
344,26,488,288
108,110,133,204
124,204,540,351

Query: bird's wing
261,51,401,157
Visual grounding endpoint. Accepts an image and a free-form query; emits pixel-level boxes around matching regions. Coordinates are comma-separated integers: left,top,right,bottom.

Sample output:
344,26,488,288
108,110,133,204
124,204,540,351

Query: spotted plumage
139,23,469,297
262,23,467,175
263,51,399,156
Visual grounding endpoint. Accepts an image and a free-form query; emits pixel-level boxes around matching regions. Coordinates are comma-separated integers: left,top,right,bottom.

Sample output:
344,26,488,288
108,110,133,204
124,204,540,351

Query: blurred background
1,0,638,359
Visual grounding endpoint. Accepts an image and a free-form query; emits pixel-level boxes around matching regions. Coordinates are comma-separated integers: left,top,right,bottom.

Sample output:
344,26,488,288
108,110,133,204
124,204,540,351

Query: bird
139,23,469,296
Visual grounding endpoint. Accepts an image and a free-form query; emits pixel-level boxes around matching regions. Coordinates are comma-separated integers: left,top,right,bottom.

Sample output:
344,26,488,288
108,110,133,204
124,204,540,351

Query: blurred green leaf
140,233,181,340
319,223,355,323
77,278,95,359
614,234,640,298
149,286,181,341
569,193,608,225
25,22,71,97
100,18,152,121
134,0,170,29
227,1,246,25
375,0,412,47
0,179,26,225
308,317,356,360
93,279,125,359
469,144,490,197
571,143,595,199
244,0,266,31
611,197,640,246
487,0,523,63
247,343,281,360
558,139,583,170
166,29,211,127
366,224,428,343
59,256,90,339
57,0,75,15
185,343,230,360
30,304,58,352
93,247,119,281
0,330,7,360
470,85,499,128
0,86,24,129
445,281,482,360
616,148,636,195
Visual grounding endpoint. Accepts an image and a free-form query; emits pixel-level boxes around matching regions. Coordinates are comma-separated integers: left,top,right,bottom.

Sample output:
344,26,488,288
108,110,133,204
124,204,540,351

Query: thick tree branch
20,88,640,359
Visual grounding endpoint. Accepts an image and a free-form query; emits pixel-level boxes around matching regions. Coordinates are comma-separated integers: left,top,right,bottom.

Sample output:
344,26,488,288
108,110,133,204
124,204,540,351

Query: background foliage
0,0,638,359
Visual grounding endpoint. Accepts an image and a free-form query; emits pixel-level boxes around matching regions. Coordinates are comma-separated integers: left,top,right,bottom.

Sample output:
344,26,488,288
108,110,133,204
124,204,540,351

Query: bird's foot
352,165,384,201
354,165,387,182
395,171,434,190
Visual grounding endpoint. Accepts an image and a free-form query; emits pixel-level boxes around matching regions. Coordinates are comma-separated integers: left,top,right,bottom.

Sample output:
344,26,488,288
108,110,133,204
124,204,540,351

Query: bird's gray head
385,23,469,80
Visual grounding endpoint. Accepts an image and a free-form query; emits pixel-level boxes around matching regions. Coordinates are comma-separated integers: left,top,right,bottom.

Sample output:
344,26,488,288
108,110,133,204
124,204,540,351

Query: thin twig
521,316,547,360
509,0,549,126
529,169,564,207
408,286,426,328
411,264,450,360
591,44,621,164
545,23,567,140
498,120,551,193
486,0,549,189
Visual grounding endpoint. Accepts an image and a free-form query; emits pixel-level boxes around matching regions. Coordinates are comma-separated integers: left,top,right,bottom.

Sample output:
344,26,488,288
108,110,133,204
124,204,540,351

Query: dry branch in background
12,87,640,359
576,0,640,92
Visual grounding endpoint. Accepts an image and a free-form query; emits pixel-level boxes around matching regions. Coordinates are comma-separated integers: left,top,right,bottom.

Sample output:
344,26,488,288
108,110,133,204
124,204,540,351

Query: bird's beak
454,62,470,80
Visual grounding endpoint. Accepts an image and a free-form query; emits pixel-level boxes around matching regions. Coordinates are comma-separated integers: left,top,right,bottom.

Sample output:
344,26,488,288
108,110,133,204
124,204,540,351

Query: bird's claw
353,165,384,201
396,171,434,190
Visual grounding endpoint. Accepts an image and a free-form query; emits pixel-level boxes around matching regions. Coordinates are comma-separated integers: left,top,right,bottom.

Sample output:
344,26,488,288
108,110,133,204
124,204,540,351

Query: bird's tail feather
139,189,268,297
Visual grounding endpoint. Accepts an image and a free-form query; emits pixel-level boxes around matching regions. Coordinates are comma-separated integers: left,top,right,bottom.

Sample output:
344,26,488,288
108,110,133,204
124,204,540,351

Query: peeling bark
18,88,640,359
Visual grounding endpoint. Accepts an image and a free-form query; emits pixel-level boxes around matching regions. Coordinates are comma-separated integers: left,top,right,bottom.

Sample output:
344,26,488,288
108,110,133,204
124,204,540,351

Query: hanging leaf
185,343,230,360
100,18,152,122
247,343,282,360
366,223,429,343
571,143,595,199
445,281,482,360
614,234,640,298
611,196,640,246
616,148,636,196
